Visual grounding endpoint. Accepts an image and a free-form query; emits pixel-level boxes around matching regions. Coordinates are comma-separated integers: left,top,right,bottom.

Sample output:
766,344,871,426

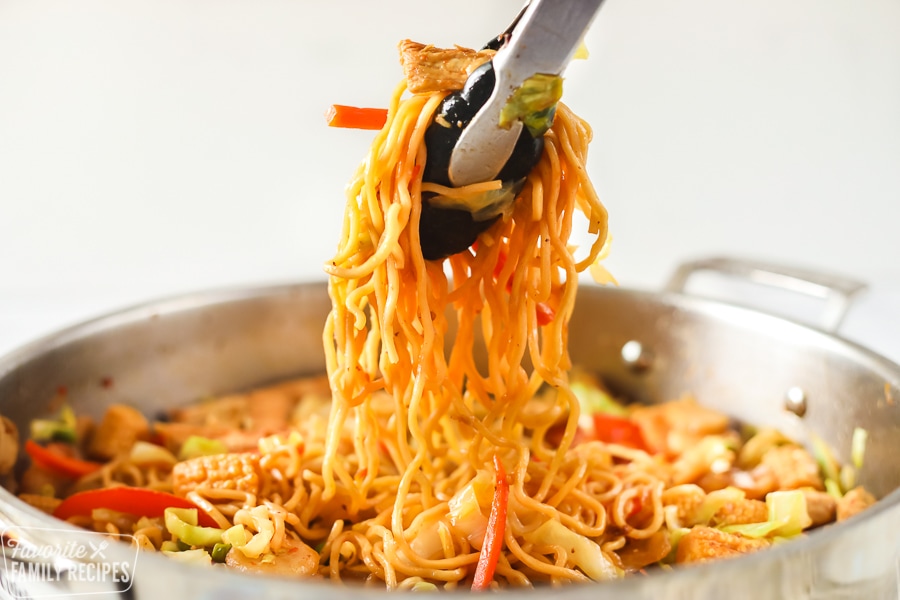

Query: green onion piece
175,540,192,552
851,427,868,470
809,434,841,485
839,465,856,492
178,436,228,461
824,478,843,499
164,507,223,547
211,543,232,563
160,540,181,553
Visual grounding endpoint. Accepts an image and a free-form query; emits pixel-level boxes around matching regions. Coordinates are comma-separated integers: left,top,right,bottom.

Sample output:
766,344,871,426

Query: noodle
319,75,610,586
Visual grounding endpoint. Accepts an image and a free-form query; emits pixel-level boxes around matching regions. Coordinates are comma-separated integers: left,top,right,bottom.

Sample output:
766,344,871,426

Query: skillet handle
664,256,867,333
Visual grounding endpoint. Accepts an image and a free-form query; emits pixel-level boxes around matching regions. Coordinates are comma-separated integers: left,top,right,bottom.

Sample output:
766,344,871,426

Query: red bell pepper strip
472,454,509,591
592,414,648,451
24,440,102,479
325,105,388,130
53,488,219,528
535,302,555,325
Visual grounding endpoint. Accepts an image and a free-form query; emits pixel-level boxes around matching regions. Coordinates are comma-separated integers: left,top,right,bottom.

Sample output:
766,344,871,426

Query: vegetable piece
53,487,218,527
178,436,228,461
30,405,77,443
130,441,177,467
211,543,232,563
524,519,620,581
498,73,563,137
570,379,628,417
222,524,251,548
325,105,388,130
164,507,223,547
809,434,841,494
591,414,648,451
692,487,746,526
162,548,213,565
24,440,102,479
448,471,493,547
535,302,555,326
229,506,275,559
721,490,812,539
471,455,509,591
851,427,868,470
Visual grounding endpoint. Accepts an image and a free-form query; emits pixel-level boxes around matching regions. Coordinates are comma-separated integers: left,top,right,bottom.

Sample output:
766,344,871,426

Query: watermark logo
1,527,138,598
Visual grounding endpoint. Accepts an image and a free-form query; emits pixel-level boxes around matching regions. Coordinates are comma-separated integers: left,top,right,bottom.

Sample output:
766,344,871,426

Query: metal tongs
419,0,606,260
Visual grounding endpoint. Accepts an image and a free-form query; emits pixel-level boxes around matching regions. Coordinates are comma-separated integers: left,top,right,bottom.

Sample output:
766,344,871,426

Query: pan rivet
785,386,807,417
621,341,653,372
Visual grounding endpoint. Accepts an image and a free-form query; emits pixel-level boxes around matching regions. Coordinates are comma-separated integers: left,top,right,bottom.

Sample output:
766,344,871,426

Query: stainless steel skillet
0,257,897,599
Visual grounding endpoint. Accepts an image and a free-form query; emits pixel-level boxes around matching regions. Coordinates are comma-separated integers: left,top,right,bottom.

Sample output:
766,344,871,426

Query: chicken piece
152,422,232,454
631,396,730,456
0,415,19,474
760,445,823,491
247,388,295,434
676,526,769,564
801,488,837,526
172,453,260,497
225,535,318,576
87,404,149,460
662,484,706,526
711,498,768,527
18,493,63,515
170,395,249,428
398,40,494,94
836,486,876,522
670,436,736,485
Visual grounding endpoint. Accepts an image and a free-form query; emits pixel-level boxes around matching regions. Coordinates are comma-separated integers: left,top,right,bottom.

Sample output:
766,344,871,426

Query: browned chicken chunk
836,486,876,521
801,488,837,526
760,445,823,491
676,526,769,564
398,40,494,94
87,404,149,460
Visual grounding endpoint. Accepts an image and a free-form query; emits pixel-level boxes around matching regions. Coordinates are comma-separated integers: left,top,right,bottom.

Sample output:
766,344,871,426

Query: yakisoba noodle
321,77,610,586
7,41,875,592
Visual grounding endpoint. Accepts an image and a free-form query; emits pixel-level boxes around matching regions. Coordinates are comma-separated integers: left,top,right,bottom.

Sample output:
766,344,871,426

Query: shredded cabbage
130,441,177,467
161,548,213,565
447,472,492,548
524,520,620,581
721,490,811,539
178,436,228,461
164,507,223,547
231,506,275,559
692,487,746,526
498,73,563,138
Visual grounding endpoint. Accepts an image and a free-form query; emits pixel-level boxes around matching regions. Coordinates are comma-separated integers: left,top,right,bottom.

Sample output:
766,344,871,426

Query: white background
1,0,899,360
